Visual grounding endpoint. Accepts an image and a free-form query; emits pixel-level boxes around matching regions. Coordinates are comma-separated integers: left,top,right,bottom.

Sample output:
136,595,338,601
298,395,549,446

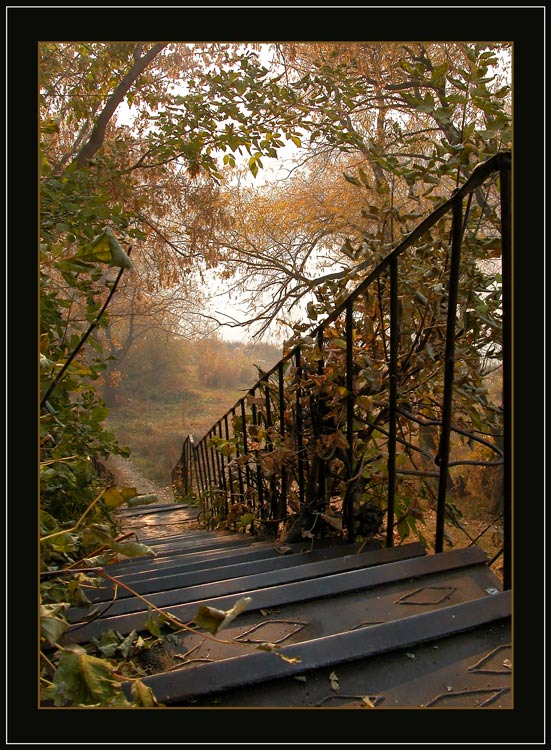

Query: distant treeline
104,331,281,404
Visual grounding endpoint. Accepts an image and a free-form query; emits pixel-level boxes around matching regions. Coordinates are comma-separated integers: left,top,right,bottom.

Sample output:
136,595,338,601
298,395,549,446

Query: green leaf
118,630,140,659
343,172,361,187
69,228,133,269
102,485,138,509
92,630,121,658
53,647,130,706
248,158,259,178
109,541,155,558
40,615,68,646
145,610,162,638
131,679,160,706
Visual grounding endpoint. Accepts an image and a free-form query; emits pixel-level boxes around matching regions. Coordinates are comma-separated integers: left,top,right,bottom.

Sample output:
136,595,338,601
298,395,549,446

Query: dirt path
105,454,175,504
105,454,203,540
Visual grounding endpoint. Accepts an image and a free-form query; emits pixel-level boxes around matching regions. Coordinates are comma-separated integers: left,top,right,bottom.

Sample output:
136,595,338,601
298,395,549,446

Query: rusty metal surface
123,591,511,706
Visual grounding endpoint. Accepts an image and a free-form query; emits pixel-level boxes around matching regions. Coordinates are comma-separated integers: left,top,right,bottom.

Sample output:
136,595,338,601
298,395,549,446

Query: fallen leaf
329,671,340,692
362,696,375,708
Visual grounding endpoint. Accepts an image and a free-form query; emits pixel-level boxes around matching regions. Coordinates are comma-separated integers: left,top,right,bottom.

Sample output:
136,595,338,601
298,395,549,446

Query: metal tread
68,541,427,618
121,590,511,705
63,545,488,644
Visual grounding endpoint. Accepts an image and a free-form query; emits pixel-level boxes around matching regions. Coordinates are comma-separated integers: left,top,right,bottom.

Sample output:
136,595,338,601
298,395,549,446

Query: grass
106,386,246,486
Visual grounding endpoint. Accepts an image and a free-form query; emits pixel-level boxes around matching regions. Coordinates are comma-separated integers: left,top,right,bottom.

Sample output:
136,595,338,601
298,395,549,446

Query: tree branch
70,43,168,170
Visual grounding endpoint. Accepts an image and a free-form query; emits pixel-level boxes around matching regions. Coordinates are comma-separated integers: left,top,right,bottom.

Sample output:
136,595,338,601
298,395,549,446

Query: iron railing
173,151,511,589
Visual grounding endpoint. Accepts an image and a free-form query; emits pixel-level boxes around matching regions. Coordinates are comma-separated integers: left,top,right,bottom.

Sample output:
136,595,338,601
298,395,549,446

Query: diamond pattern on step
394,585,456,605
467,644,512,674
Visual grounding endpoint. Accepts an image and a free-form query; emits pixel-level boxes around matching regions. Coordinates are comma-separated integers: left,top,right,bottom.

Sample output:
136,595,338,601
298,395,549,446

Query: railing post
386,257,399,547
250,389,264,526
278,362,287,521
500,155,512,590
223,414,235,505
216,421,228,511
232,407,245,503
435,193,463,553
294,348,305,506
345,301,355,542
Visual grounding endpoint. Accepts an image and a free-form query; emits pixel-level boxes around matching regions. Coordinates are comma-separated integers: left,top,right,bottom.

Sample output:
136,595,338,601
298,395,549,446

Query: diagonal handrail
173,151,511,589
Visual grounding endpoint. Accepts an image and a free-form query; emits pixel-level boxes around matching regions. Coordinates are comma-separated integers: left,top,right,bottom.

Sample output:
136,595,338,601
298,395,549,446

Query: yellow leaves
102,485,138,509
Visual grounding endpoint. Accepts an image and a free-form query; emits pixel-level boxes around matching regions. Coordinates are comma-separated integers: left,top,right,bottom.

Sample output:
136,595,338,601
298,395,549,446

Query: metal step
85,540,370,602
62,545,490,644
67,541,427,619
121,589,511,707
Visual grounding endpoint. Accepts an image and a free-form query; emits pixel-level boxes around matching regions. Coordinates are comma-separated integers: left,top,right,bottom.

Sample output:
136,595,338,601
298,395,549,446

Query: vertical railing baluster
217,421,228,514
264,381,278,521
240,398,251,509
345,301,355,542
317,329,326,506
223,414,235,505
278,362,287,522
500,155,512,591
435,194,464,553
195,439,205,496
232,407,245,503
387,257,399,547
251,389,263,528
295,348,305,506
202,440,213,494
209,430,219,506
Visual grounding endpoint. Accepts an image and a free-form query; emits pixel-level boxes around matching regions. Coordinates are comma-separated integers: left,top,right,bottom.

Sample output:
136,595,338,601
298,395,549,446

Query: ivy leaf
53,647,130,706
69,228,133,269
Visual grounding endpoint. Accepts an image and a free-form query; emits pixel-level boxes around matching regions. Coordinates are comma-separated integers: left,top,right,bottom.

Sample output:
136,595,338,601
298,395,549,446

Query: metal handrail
173,151,511,589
